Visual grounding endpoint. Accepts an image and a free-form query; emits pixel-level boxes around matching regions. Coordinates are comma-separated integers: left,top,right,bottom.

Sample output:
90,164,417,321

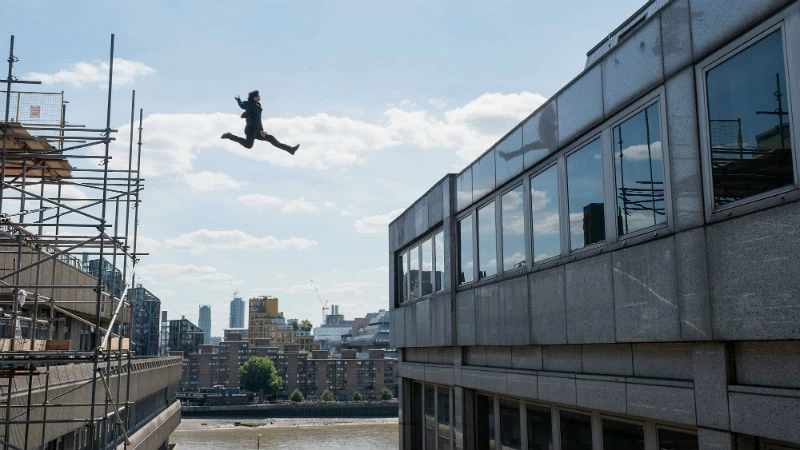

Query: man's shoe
290,144,299,155
221,132,232,140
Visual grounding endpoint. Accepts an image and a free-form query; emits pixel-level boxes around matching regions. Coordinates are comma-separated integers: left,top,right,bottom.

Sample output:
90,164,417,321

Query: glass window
531,165,561,262
399,252,408,304
473,150,497,201
434,231,444,292
437,388,451,449
421,239,433,296
560,411,592,450
496,128,524,186
502,186,526,271
458,216,474,285
603,418,645,450
523,102,559,169
457,168,473,211
500,399,521,450
409,246,420,301
425,386,436,450
706,30,793,207
476,395,496,450
614,102,665,235
658,428,698,450
478,202,497,280
526,404,552,450
567,139,605,250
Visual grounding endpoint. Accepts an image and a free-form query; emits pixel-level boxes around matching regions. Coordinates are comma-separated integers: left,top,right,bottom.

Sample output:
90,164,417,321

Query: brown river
171,418,399,449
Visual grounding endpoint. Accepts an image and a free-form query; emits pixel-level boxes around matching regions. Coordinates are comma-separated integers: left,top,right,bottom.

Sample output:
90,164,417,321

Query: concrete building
229,294,245,328
128,285,162,356
389,1,800,449
198,304,211,345
248,296,319,352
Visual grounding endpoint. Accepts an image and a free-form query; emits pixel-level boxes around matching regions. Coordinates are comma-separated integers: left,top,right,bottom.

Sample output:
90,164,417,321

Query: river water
172,418,399,450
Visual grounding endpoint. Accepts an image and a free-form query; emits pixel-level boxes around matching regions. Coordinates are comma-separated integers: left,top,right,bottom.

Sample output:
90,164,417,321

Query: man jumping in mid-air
221,90,299,155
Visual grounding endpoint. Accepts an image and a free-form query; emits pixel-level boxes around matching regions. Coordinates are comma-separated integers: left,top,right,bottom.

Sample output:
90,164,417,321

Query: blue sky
5,0,645,336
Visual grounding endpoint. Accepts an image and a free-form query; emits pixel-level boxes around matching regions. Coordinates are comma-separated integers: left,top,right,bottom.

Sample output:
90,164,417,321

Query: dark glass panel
526,404,552,450
499,399,521,450
438,389,451,449
560,411,592,450
476,395,496,450
567,139,605,249
602,418,645,450
434,231,444,292
658,428,699,450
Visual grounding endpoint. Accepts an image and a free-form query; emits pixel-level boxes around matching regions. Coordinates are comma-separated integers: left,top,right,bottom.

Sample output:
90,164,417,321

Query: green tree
380,388,394,401
352,391,363,401
238,356,282,399
290,389,305,402
301,319,313,331
320,389,335,402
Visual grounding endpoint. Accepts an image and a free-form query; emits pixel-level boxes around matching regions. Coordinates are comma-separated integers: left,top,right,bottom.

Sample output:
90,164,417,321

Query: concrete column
692,343,731,429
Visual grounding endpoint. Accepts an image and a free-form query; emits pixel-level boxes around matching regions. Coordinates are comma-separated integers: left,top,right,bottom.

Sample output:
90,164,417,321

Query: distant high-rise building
199,305,211,345
128,285,161,356
168,316,204,356
229,295,245,328
85,257,124,299
160,311,170,355
248,296,318,352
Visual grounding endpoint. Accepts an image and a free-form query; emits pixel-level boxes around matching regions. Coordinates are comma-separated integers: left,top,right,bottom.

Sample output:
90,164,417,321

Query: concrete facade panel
485,346,512,369
689,0,792,57
432,295,453,347
697,428,734,450
565,254,616,344
602,19,664,114
729,391,800,444
416,301,432,347
475,284,500,345
542,345,582,373
632,343,693,381
626,383,696,425
576,378,627,414
507,372,538,400
537,375,577,406
660,0,693,77
665,67,704,231
581,344,634,376
530,268,567,344
557,66,603,147
692,343,730,429
707,203,800,340
455,289,476,346
674,228,713,340
612,238,680,342
405,303,417,348
511,346,543,371
735,341,800,389
500,276,530,345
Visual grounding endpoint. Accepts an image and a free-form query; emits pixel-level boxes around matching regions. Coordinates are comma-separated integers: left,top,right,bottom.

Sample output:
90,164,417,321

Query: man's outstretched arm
235,96,246,109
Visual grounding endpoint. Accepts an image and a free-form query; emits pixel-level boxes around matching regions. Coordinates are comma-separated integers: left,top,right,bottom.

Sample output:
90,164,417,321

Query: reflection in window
603,418,645,450
457,169,473,211
502,186,526,271
474,150,497,202
434,231,444,292
531,166,561,262
658,428,698,450
523,102,558,169
496,129,524,186
478,202,497,280
421,239,433,296
409,246,420,301
527,404,552,450
458,216,474,284
399,252,408,303
476,395,496,450
412,383,424,449
706,30,794,207
614,102,665,235
500,399,521,450
567,139,605,250
437,388,451,449
560,411,592,450
425,386,436,450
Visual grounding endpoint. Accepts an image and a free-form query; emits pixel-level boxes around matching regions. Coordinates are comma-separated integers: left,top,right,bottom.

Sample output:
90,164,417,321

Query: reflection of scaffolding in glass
710,73,792,206
0,34,148,449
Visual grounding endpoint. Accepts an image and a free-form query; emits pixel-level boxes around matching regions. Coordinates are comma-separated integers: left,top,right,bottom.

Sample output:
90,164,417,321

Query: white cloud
106,91,546,178
280,197,319,214
236,194,283,207
184,171,243,191
26,58,155,88
615,141,662,161
136,262,234,284
354,209,404,234
428,98,446,108
164,229,318,253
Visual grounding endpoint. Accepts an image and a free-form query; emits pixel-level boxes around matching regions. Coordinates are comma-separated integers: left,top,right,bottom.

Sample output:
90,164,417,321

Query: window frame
499,182,528,276
476,199,499,281
696,10,800,222
396,227,446,306
607,90,672,240
456,212,476,287
529,159,565,267
563,132,610,254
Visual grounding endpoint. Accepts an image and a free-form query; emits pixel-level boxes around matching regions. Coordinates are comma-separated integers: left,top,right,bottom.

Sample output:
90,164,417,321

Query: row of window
398,230,445,304
454,23,796,286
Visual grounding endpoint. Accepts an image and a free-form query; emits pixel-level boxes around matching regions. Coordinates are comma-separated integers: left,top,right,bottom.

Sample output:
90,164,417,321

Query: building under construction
0,35,181,449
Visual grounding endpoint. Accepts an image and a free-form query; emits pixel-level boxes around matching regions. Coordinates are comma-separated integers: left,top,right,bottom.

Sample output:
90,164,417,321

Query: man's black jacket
236,98,264,131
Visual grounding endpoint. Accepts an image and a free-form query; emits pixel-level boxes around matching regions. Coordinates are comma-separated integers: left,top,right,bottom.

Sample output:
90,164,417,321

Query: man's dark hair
248,90,260,101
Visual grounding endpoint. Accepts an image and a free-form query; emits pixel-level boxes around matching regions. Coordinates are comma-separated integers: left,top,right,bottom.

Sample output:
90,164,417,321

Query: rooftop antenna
310,279,328,325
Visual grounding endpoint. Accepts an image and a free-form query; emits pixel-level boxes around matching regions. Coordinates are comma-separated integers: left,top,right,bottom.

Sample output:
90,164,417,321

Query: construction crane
310,279,328,325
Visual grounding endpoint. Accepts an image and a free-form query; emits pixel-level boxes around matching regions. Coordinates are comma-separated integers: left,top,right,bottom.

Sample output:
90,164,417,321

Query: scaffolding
0,34,146,449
